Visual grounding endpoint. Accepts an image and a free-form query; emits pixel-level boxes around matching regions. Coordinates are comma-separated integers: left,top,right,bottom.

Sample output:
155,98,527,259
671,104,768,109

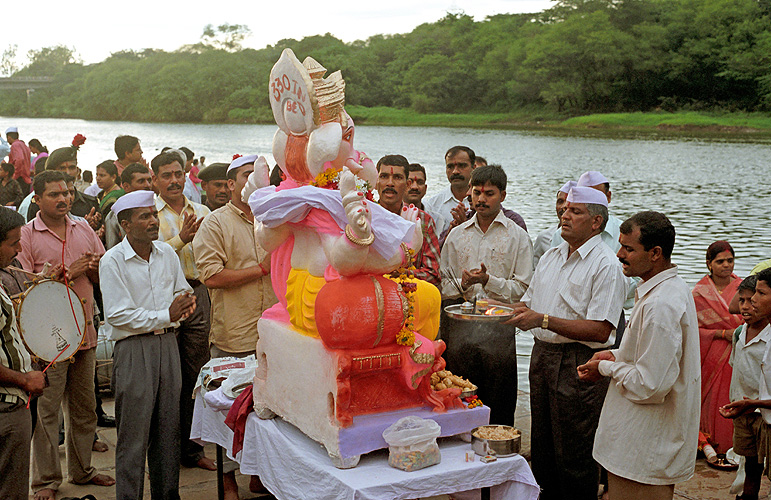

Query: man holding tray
440,164,533,427
505,185,626,500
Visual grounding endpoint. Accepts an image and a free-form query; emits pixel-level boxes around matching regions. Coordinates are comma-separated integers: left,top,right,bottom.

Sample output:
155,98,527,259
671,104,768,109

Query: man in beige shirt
192,154,275,498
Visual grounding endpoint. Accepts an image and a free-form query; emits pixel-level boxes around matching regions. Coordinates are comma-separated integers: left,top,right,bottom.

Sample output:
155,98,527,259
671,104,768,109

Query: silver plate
444,304,515,322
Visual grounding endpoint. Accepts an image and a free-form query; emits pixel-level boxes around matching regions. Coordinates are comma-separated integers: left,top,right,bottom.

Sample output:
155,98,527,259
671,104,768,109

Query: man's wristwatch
541,314,549,330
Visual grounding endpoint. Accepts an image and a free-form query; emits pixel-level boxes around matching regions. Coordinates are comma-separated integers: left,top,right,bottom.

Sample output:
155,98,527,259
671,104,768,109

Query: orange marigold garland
392,247,417,346
311,166,375,200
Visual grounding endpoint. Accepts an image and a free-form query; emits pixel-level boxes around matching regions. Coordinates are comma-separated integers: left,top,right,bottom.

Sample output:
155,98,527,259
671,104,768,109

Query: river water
5,117,771,392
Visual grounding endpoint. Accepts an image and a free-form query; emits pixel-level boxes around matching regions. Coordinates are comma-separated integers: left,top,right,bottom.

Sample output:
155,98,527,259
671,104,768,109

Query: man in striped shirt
151,152,214,471
0,207,46,500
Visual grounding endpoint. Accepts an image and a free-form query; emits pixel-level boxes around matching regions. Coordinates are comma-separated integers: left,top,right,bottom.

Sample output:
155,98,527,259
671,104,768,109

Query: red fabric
224,385,254,456
9,140,31,184
692,273,742,453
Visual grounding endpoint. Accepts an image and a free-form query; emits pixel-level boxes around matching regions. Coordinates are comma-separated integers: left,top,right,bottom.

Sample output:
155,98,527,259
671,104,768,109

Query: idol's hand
340,168,372,240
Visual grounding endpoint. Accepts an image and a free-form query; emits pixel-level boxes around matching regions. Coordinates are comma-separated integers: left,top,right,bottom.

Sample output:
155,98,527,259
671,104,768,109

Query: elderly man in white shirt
422,145,475,235
99,191,196,500
506,186,627,500
578,211,700,500
440,165,533,427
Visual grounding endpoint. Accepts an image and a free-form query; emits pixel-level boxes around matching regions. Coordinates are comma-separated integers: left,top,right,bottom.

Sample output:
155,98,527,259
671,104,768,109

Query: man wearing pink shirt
5,127,31,195
17,170,114,500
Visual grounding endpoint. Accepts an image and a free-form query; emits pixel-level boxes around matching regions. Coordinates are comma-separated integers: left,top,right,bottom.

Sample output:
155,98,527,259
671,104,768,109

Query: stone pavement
36,393,766,499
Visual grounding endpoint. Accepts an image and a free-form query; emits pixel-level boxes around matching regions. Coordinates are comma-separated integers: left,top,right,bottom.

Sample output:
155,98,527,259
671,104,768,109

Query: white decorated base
253,318,490,468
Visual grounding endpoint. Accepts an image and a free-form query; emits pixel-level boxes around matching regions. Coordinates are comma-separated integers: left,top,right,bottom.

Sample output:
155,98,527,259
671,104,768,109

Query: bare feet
88,473,116,486
92,440,108,452
250,475,269,493
33,488,56,500
195,456,217,471
223,471,240,500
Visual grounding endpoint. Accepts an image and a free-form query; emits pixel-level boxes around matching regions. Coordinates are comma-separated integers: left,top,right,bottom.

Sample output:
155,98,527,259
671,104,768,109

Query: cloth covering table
191,393,539,500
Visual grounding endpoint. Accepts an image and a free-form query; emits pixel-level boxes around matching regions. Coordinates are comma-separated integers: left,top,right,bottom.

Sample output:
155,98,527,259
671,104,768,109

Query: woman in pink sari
693,240,743,453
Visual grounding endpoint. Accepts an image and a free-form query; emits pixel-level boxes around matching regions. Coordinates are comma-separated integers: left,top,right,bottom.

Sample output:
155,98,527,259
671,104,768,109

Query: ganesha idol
243,49,489,467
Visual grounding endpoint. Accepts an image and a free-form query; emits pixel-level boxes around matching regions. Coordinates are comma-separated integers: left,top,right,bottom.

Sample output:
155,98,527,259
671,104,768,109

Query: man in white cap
533,180,575,266
100,190,196,500
5,127,31,195
504,185,627,500
192,154,276,498
151,151,214,470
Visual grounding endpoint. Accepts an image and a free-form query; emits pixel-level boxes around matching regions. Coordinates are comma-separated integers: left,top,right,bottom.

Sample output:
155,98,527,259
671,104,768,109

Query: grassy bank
346,106,771,137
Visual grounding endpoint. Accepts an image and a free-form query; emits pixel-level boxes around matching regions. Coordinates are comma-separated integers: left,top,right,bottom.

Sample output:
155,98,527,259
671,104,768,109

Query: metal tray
444,304,515,322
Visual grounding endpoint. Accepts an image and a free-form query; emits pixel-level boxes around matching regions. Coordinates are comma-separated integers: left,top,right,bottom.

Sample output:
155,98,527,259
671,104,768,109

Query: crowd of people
0,125,769,500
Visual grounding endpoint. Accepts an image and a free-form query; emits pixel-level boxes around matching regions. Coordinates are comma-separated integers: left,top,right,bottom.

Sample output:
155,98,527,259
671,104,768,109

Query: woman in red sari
693,240,743,453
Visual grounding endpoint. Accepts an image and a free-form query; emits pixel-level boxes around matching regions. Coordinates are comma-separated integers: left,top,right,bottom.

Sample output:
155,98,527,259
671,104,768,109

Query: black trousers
529,339,609,500
178,280,211,466
440,299,517,427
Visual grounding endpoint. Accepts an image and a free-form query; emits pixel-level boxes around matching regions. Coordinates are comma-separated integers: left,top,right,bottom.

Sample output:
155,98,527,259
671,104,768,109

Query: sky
4,0,553,66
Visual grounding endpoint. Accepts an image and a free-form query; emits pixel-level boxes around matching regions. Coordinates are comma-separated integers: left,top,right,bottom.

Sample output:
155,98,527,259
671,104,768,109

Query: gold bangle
345,225,375,246
542,314,549,330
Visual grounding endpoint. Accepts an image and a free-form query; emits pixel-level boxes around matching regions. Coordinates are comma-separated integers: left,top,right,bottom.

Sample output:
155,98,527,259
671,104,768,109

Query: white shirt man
423,146,475,235
440,165,533,427
579,211,699,500
508,186,626,500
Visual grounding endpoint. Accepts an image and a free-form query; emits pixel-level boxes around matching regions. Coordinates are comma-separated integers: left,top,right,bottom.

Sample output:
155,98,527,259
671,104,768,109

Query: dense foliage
2,0,770,122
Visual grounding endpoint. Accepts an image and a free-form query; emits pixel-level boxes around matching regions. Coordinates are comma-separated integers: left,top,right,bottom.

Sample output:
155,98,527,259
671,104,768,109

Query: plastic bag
382,416,441,471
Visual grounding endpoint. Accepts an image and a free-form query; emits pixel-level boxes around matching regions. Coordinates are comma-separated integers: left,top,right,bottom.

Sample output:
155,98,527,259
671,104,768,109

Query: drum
17,279,88,363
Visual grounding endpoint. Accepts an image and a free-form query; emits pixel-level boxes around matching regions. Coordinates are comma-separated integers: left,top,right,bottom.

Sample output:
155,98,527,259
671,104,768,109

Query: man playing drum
100,190,196,500
17,170,114,500
0,207,47,500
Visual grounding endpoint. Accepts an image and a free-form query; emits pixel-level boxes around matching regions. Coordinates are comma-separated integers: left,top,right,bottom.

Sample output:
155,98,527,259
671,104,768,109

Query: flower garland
311,166,375,201
392,247,417,346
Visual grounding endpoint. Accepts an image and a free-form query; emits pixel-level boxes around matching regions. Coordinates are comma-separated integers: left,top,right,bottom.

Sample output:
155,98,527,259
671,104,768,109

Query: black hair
757,268,771,290
179,147,194,161
445,145,475,165
227,162,253,181
121,163,150,185
96,160,118,179
738,274,758,293
28,138,47,153
0,206,25,244
475,156,487,166
376,155,409,175
270,165,283,186
33,170,67,195
34,156,48,175
407,163,426,178
1,163,14,177
150,152,183,174
6,132,19,141
470,164,507,192
82,170,93,183
619,211,676,260
114,135,139,160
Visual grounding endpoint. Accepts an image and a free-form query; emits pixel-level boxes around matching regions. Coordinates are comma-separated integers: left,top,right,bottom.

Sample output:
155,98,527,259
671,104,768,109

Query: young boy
720,269,771,499
721,275,770,500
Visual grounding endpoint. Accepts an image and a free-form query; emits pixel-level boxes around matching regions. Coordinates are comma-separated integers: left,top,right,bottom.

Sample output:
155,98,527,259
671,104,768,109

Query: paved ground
35,393,765,499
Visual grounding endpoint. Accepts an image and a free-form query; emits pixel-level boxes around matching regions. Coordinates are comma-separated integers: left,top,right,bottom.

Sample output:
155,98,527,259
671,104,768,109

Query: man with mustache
578,211,699,500
152,152,214,471
100,190,196,500
19,170,114,500
197,162,230,212
533,180,575,266
376,155,441,286
423,145,476,235
440,165,533,426
504,186,626,500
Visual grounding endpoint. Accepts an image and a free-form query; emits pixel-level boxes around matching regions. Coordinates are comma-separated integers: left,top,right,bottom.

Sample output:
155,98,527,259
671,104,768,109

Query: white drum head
18,279,87,363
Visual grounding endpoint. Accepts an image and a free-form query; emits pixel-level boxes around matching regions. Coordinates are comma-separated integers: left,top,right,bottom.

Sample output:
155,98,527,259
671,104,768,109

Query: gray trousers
113,332,182,500
179,280,211,465
0,400,32,500
529,339,609,500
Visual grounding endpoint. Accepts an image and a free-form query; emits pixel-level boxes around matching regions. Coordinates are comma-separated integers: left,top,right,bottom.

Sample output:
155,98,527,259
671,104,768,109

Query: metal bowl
460,385,478,398
471,425,521,457
444,304,515,322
